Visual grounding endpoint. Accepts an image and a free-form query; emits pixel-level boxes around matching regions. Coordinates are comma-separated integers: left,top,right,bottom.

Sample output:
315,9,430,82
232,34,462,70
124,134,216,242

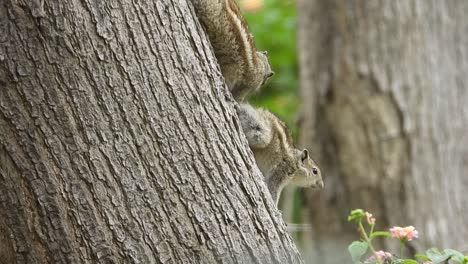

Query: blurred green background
239,0,300,139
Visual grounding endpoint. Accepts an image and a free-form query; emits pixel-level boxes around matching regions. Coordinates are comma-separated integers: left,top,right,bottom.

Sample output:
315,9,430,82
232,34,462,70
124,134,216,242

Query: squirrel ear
301,149,309,161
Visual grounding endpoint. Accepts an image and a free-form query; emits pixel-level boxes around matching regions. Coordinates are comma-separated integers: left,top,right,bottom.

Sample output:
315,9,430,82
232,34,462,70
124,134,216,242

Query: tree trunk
0,0,302,263
298,1,468,263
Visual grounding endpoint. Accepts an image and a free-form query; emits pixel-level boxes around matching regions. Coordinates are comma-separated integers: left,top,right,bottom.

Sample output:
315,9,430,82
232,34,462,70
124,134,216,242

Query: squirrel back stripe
225,0,255,68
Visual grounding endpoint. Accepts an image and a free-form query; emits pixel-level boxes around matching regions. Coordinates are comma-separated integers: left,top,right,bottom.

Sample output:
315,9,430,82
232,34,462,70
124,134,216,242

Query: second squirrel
236,104,324,204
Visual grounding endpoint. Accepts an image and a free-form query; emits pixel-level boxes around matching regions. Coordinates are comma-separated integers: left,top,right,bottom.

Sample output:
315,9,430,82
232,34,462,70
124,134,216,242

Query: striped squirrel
236,104,324,204
191,0,274,101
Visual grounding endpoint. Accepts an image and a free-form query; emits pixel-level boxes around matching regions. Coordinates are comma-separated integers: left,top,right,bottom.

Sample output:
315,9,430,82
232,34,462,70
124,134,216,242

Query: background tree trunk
297,1,468,263
0,0,302,263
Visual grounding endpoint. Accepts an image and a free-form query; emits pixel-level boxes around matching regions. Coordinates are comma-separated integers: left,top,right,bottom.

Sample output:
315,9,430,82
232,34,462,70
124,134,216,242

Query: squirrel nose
316,180,324,189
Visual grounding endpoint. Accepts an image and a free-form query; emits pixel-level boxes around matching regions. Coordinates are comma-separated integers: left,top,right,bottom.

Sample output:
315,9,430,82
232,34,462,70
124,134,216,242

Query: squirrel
190,0,274,101
236,103,324,204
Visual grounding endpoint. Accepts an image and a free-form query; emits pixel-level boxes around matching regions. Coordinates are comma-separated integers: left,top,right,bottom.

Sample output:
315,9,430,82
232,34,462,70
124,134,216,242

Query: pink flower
389,226,418,241
367,250,393,262
365,212,376,225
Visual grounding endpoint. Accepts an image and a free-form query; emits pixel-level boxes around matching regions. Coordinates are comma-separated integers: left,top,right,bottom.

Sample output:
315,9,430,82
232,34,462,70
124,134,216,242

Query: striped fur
191,0,274,101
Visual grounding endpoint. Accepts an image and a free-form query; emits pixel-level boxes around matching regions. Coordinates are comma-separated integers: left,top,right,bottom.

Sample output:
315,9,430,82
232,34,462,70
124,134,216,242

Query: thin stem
400,241,404,258
359,221,376,253
358,221,383,264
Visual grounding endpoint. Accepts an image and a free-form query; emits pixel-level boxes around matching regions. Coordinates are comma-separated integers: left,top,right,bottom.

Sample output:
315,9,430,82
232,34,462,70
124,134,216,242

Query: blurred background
238,0,468,263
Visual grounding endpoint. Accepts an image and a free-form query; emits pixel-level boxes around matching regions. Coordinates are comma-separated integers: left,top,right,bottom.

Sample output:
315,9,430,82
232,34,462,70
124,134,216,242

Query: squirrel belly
191,0,274,101
236,104,324,204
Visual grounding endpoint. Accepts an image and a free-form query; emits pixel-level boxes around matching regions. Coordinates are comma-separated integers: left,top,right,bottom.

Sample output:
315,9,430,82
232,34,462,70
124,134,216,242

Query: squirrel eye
312,168,318,175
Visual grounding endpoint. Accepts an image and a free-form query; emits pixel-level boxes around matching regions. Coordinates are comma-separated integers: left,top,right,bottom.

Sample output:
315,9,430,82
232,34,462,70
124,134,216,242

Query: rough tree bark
297,1,468,263
0,0,303,263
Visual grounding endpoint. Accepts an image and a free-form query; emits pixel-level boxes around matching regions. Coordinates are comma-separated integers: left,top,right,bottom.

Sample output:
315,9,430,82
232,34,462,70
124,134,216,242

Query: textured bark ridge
0,0,302,263
298,1,468,263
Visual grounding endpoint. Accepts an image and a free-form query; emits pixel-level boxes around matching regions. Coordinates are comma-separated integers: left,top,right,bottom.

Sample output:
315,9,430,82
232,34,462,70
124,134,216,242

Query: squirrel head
254,51,274,89
230,51,274,101
289,149,324,189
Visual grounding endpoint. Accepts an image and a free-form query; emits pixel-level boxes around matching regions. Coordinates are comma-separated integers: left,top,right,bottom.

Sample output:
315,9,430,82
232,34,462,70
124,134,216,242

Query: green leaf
370,231,392,239
348,209,365,222
443,249,465,263
399,260,419,264
414,254,430,261
426,248,451,263
392,259,419,264
348,241,368,263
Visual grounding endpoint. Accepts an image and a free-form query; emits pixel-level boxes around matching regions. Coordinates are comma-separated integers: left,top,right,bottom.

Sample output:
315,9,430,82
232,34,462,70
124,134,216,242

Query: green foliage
348,209,365,222
347,209,468,264
240,0,300,137
370,231,392,239
394,260,419,264
416,248,468,264
349,241,369,263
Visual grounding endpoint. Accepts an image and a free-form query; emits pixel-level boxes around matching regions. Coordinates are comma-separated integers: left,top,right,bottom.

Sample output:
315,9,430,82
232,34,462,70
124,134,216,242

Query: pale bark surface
0,0,302,263
297,1,468,263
